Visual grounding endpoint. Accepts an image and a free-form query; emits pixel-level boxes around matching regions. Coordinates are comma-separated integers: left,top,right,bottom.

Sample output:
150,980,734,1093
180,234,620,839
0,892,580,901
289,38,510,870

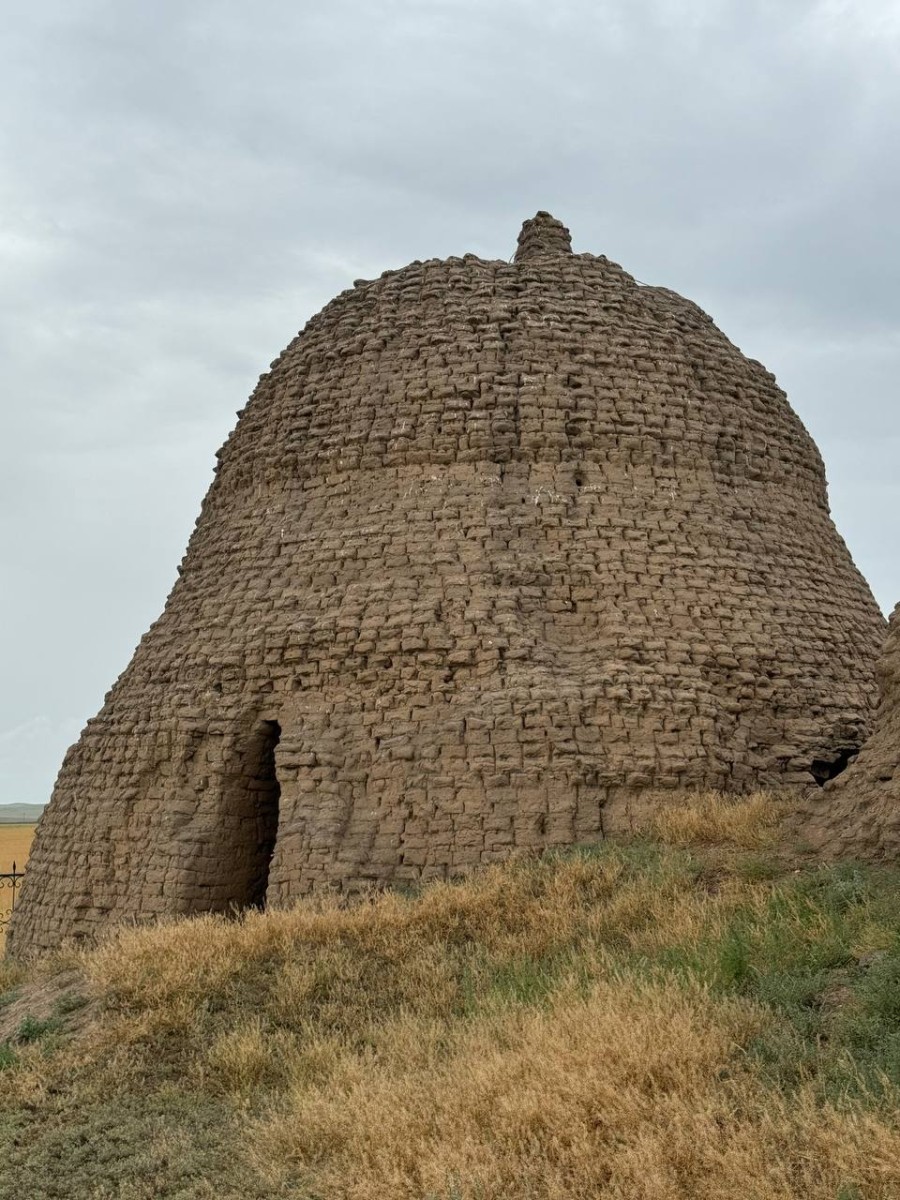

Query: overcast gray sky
1,0,898,807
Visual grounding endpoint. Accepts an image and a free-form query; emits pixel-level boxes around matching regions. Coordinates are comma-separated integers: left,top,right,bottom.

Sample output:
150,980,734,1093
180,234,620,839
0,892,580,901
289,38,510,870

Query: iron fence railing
0,863,24,928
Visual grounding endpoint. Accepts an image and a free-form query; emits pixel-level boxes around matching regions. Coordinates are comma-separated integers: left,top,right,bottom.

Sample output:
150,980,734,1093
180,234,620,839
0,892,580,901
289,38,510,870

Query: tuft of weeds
53,991,89,1017
0,961,24,997
734,853,782,883
13,1015,62,1045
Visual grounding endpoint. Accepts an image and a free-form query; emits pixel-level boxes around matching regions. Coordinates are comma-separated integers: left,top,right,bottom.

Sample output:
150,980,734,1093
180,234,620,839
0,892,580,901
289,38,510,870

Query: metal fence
0,863,24,928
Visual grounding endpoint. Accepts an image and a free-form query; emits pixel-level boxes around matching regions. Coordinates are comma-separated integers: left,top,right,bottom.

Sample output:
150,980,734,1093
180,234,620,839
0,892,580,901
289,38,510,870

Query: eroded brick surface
7,213,886,956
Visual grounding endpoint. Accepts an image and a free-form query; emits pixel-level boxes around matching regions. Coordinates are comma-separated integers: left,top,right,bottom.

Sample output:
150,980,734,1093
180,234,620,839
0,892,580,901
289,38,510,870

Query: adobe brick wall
7,212,885,957
801,604,900,858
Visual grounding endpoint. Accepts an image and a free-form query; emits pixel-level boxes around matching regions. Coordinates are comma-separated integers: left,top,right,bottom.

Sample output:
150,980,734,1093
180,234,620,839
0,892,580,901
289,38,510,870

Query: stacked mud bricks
8,213,886,957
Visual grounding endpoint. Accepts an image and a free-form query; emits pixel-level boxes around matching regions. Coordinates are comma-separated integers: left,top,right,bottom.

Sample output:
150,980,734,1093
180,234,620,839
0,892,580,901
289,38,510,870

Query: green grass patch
14,1015,63,1045
616,858,900,1104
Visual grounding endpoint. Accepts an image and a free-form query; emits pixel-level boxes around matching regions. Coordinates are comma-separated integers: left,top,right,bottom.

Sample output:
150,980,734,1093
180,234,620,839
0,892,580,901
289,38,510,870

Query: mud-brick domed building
7,213,886,957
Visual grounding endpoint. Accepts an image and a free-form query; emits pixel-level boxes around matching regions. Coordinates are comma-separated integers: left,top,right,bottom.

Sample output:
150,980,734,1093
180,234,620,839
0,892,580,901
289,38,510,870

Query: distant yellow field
0,824,35,872
0,824,35,932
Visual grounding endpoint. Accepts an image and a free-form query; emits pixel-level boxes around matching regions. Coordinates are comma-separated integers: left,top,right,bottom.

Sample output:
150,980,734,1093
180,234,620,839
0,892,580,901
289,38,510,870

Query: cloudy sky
1,0,898,807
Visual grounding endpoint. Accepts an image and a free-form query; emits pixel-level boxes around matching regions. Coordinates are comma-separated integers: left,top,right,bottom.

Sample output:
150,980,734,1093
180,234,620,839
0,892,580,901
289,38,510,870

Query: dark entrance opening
809,747,858,788
243,719,281,909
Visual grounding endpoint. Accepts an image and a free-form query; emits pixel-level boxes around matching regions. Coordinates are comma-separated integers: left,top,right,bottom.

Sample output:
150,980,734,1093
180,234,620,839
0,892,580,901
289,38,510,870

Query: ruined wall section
8,214,885,956
802,605,900,859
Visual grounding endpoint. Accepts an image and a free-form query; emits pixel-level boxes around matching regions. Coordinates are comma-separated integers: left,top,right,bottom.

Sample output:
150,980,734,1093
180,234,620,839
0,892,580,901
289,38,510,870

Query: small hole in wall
574,470,584,488
809,747,858,787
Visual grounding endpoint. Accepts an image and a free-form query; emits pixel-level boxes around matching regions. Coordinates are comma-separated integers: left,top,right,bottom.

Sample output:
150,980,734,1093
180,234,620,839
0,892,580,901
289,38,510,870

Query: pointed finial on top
514,212,573,262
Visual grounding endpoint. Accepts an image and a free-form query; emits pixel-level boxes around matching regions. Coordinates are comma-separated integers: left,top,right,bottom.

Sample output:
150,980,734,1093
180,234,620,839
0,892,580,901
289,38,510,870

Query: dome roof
8,213,885,956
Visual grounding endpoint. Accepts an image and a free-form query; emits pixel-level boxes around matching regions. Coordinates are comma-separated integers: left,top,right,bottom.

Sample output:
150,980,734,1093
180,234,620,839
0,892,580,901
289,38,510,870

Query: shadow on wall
242,719,281,909
809,748,859,788
196,717,281,915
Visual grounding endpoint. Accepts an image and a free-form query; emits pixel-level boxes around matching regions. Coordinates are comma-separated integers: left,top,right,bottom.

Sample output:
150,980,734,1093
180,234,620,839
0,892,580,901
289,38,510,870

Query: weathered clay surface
8,212,885,956
802,604,900,858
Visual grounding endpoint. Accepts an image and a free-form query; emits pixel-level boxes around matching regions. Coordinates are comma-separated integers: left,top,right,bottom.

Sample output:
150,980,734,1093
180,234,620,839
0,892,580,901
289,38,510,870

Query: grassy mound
3,793,900,1198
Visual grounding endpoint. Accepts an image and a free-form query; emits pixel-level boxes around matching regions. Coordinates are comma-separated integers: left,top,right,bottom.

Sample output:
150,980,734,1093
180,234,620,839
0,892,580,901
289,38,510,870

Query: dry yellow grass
249,980,900,1200
78,850,740,1024
4,794,900,1199
651,790,781,849
0,823,35,873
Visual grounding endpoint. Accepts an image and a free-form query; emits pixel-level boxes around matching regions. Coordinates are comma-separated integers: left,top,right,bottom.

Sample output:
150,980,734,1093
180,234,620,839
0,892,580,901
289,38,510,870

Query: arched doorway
166,718,283,918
